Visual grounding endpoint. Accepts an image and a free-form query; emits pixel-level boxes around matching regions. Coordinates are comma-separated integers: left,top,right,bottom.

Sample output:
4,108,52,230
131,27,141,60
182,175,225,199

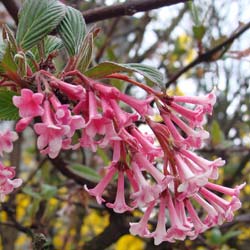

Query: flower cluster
12,70,244,244
0,130,22,201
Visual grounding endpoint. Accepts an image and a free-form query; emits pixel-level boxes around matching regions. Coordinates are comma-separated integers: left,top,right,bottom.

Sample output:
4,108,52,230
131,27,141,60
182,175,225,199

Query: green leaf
85,62,164,88
30,36,64,60
23,187,42,200
16,0,65,51
58,6,86,56
0,90,19,121
193,25,206,40
221,230,241,243
2,24,18,52
41,184,57,199
76,32,94,72
44,36,64,56
210,120,225,146
70,164,101,183
0,44,18,74
209,228,222,245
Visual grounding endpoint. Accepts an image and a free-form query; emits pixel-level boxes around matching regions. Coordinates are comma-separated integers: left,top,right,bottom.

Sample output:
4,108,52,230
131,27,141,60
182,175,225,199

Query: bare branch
49,156,97,189
0,0,20,25
165,21,250,88
83,0,190,24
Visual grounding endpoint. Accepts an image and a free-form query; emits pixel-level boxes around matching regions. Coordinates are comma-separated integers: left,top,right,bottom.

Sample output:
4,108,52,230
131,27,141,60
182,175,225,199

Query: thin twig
165,20,250,88
83,0,189,24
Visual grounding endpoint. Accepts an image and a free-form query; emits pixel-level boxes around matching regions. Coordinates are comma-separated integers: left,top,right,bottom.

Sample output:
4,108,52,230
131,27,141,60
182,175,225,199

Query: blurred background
0,0,250,249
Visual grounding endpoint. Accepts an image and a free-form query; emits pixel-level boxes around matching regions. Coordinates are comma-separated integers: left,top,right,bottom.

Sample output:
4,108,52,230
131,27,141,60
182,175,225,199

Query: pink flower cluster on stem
0,130,22,201
12,70,245,244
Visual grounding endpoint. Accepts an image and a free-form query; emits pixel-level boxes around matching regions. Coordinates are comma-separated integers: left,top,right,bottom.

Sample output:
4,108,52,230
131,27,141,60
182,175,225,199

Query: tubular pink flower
205,182,246,197
172,91,216,114
130,127,163,160
130,161,161,207
174,153,209,196
150,195,168,245
0,130,18,156
110,99,139,129
180,148,225,179
106,170,134,213
13,88,44,118
165,191,189,242
0,162,22,201
169,112,209,148
53,79,85,100
50,95,85,137
85,163,117,204
161,114,186,147
34,100,70,158
92,82,120,99
84,91,108,136
129,200,156,237
192,193,219,226
185,199,208,239
15,117,33,132
133,153,165,184
118,92,154,116
168,102,205,128
199,187,242,221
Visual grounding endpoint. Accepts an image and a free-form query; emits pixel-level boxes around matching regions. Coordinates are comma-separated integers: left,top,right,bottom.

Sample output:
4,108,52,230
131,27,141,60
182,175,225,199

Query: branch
0,0,20,25
82,0,190,24
165,20,250,88
49,156,96,189
83,212,130,250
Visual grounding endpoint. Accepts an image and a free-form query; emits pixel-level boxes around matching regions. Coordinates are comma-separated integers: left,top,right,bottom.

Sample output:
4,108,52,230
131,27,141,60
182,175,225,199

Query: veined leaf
85,62,164,88
0,45,17,74
58,6,86,56
16,0,65,51
70,164,100,183
2,24,18,52
0,90,19,121
76,32,94,72
30,36,64,60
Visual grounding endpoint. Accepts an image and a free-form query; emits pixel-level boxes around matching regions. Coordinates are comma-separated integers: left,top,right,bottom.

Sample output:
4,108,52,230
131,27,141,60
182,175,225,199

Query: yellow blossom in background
81,210,109,236
116,235,144,250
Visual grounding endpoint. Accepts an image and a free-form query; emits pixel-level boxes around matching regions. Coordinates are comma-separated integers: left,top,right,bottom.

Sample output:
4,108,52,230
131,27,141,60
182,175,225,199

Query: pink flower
109,99,139,129
165,191,190,242
130,127,163,160
130,161,161,207
180,149,225,179
160,107,209,148
174,153,210,197
34,100,70,158
118,92,154,116
51,78,85,100
129,200,156,237
85,163,117,204
13,89,44,131
13,88,44,118
133,153,165,184
172,90,216,115
168,102,205,128
149,194,168,245
0,130,18,156
0,162,22,201
106,170,134,213
50,95,85,137
185,199,208,239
